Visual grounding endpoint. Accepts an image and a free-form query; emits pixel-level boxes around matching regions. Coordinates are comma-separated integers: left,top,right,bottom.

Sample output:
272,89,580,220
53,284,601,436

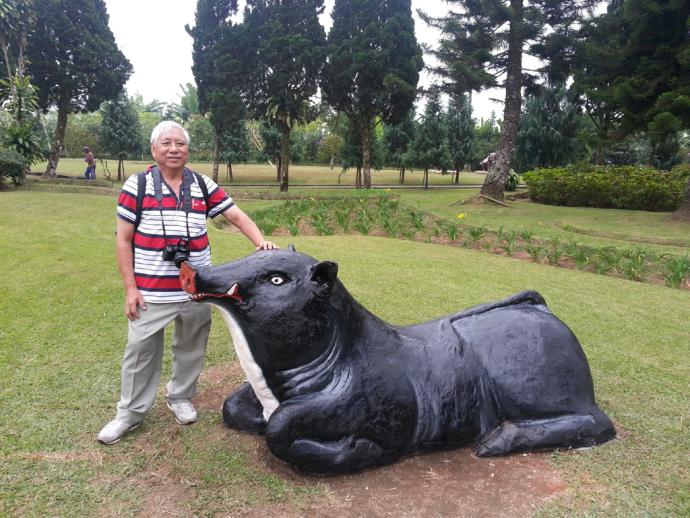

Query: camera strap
151,166,192,242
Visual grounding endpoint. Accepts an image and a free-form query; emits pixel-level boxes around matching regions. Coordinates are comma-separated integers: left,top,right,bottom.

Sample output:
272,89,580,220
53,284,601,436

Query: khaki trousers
115,301,212,425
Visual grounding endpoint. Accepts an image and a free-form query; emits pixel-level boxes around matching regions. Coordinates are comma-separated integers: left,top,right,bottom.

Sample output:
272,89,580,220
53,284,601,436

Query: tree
63,112,101,158
323,0,422,189
185,114,215,161
219,120,250,181
99,93,143,181
0,0,35,80
514,83,586,172
446,93,475,183
243,0,326,192
0,1,43,164
26,0,131,176
383,110,415,184
574,0,690,217
472,113,501,170
187,0,243,181
177,83,200,122
423,0,597,200
408,90,451,189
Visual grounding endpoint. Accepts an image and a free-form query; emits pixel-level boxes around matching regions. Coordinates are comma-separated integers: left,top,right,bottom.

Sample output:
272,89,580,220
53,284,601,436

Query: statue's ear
310,261,338,291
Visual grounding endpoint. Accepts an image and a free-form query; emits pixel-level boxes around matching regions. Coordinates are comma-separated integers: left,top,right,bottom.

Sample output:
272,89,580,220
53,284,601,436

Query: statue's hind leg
474,408,615,457
223,382,266,434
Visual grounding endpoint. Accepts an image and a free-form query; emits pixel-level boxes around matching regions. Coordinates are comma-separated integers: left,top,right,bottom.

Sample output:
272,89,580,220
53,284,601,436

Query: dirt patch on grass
189,364,568,517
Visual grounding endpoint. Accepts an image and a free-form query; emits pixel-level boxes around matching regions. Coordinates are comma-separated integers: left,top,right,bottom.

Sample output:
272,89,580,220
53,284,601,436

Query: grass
31,158,489,187
1,190,688,516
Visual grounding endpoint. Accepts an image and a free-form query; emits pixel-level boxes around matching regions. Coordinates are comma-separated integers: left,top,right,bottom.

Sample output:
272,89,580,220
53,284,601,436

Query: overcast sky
104,0,503,121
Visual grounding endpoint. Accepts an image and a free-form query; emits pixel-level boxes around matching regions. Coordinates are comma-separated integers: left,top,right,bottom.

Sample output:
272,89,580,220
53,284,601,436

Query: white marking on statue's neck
213,304,279,421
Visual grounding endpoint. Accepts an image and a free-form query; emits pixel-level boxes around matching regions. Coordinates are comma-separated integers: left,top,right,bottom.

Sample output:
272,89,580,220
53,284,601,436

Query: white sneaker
166,400,197,425
97,419,140,445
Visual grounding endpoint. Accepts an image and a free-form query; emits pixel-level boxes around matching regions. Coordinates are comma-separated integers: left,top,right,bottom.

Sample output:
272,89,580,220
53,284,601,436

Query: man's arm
115,218,146,320
221,205,278,250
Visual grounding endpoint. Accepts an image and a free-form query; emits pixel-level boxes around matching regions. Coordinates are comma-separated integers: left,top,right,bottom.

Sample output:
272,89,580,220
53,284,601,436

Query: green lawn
0,190,688,516
31,158,488,187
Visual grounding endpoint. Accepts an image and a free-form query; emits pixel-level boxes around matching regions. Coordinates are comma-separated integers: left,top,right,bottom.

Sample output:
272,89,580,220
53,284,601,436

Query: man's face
151,128,189,170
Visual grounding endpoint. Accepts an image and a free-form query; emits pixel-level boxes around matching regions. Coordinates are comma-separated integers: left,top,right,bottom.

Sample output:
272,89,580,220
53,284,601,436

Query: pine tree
243,0,326,192
26,0,131,176
99,94,144,181
446,93,475,184
514,84,586,172
323,0,423,189
383,110,416,184
408,91,451,189
187,0,243,182
423,0,597,199
574,0,690,217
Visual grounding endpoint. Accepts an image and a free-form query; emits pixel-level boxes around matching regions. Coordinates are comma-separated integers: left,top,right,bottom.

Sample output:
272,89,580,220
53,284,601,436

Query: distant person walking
83,146,96,180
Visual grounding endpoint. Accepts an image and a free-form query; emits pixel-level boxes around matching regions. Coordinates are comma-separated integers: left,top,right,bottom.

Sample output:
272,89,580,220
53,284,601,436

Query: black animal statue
179,250,615,474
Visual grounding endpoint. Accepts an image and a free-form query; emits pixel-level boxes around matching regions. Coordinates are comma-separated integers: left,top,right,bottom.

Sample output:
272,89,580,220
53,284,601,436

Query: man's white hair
150,121,190,146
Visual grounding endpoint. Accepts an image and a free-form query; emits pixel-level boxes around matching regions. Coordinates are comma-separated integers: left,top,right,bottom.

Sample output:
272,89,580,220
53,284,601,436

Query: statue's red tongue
179,261,197,296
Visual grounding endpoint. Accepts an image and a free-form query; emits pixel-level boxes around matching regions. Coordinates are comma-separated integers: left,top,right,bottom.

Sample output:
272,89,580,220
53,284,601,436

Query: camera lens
173,239,190,268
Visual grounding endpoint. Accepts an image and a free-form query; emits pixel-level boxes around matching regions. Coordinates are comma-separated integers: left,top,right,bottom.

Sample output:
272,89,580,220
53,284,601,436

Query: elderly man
98,121,278,445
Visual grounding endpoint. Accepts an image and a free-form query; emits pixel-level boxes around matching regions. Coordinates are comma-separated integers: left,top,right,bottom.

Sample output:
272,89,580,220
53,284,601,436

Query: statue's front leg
265,403,387,474
223,382,266,434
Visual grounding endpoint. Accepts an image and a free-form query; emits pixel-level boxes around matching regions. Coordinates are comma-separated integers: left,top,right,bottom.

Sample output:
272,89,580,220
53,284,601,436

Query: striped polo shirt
117,170,234,303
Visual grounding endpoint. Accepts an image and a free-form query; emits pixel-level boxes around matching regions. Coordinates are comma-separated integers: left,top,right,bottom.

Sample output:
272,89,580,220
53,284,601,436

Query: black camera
162,239,190,268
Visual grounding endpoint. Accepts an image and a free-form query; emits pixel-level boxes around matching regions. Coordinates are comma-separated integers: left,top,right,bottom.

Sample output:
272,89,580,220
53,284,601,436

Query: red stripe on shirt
134,233,210,251
135,276,182,290
118,191,136,211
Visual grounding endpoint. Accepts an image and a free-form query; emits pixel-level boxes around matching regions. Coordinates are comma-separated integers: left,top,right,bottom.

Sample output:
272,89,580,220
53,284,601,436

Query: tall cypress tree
446,93,475,184
423,0,596,200
323,0,423,189
99,93,144,181
514,83,586,172
26,0,131,176
243,0,326,192
187,0,242,182
383,110,416,184
408,90,451,190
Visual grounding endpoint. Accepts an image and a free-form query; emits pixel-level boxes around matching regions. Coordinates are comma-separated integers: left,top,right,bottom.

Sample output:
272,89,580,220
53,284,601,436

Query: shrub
0,148,29,186
523,164,688,211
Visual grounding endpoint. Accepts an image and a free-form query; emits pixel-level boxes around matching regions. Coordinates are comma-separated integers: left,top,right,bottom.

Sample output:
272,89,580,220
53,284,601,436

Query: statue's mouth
179,262,244,303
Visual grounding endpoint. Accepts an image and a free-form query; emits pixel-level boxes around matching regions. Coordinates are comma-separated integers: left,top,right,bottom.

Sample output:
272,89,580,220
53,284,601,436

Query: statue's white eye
270,275,285,285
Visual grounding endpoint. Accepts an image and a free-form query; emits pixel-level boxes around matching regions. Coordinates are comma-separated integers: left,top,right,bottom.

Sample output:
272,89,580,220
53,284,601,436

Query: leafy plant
0,148,29,186
353,210,372,235
499,230,518,256
661,255,690,288
525,244,545,263
591,247,621,275
546,243,565,265
619,247,653,282
465,226,487,247
518,230,534,244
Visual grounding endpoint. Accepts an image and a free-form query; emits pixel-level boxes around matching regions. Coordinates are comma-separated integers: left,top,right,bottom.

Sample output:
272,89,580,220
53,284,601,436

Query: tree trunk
355,166,362,189
227,161,234,182
276,155,282,182
480,0,523,201
399,166,405,184
671,176,690,220
330,156,334,170
212,134,220,183
454,166,461,184
117,158,124,182
279,123,290,192
361,124,372,189
44,99,69,177
424,168,429,190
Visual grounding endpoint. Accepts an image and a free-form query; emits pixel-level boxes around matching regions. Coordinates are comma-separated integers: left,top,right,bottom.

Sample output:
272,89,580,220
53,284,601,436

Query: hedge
522,164,689,211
